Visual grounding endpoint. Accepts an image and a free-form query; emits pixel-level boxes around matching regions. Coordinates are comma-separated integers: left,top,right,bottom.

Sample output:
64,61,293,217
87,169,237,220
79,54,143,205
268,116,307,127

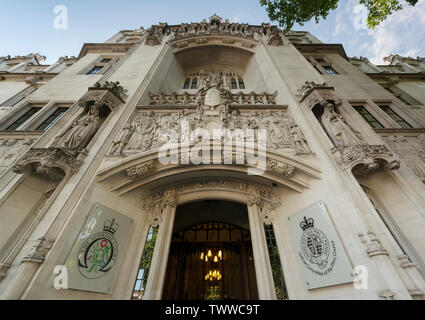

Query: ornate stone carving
109,123,133,155
126,160,156,179
321,103,364,148
260,201,281,225
12,147,81,177
21,237,54,264
295,81,329,102
288,118,311,153
92,81,128,101
0,138,33,176
297,82,399,174
385,135,425,183
53,105,102,152
111,108,310,157
266,159,295,177
160,189,177,209
333,144,400,174
142,179,281,226
52,81,126,155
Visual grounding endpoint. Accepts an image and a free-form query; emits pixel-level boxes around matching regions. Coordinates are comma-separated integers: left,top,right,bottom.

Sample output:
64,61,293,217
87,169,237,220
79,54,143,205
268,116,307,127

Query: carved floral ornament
141,179,281,226
144,15,284,47
296,81,400,174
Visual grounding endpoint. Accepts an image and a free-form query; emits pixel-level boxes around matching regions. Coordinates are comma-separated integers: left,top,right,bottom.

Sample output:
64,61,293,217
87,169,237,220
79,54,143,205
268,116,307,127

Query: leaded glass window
353,106,384,129
6,107,41,131
264,224,288,299
231,78,238,89
183,78,191,89
86,66,103,75
238,78,245,89
379,105,412,128
132,226,159,299
36,107,68,131
190,77,198,89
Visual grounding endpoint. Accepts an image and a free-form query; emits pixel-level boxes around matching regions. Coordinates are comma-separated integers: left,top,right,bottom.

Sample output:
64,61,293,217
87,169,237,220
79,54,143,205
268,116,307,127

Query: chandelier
200,248,222,262
201,248,223,282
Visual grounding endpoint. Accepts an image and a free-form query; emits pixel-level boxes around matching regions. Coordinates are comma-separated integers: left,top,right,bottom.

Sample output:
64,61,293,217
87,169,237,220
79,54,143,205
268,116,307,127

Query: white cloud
366,1,425,64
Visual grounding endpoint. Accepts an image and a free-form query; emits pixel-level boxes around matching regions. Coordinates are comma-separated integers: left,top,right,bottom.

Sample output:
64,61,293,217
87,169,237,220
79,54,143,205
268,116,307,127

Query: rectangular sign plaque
288,201,353,290
64,203,133,294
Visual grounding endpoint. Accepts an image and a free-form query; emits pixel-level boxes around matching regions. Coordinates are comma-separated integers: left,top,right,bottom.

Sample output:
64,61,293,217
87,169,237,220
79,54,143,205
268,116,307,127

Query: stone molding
146,15,284,48
126,160,156,179
359,232,389,258
21,237,54,264
141,179,281,226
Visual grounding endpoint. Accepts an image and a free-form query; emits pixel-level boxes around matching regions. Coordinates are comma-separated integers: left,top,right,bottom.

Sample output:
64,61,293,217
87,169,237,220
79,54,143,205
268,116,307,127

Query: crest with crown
300,216,314,231
103,219,119,235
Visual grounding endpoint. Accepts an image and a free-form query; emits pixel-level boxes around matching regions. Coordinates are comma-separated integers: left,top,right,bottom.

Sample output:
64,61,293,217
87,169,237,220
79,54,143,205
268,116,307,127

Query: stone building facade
0,15,425,300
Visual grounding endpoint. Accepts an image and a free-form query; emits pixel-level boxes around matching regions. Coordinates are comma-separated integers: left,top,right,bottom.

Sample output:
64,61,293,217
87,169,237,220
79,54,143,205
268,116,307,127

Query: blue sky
1,0,424,65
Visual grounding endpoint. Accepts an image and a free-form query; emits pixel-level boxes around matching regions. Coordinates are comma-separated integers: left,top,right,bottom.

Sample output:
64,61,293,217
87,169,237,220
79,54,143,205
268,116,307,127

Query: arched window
183,78,190,89
238,78,245,89
190,77,198,89
231,78,238,89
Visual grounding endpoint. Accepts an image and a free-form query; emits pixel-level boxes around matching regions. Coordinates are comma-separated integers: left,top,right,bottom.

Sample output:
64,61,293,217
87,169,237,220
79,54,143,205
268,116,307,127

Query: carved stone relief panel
111,71,310,157
0,138,34,176
109,108,311,156
384,134,425,183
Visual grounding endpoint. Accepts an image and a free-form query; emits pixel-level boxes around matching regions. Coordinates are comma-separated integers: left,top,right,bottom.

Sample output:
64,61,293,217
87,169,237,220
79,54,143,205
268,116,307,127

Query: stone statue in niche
53,105,102,151
321,103,364,148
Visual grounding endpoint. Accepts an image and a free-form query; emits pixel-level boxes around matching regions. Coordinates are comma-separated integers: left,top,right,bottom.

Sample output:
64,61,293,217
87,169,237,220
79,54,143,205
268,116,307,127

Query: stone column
247,197,276,299
143,191,176,300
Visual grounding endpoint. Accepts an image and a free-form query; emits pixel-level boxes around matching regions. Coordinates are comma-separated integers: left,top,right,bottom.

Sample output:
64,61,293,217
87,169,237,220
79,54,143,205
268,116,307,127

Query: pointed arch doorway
162,200,259,300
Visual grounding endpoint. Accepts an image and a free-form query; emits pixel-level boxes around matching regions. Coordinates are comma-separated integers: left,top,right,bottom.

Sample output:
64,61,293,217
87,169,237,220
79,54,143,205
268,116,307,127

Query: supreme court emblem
77,219,119,279
299,216,331,269
288,202,353,289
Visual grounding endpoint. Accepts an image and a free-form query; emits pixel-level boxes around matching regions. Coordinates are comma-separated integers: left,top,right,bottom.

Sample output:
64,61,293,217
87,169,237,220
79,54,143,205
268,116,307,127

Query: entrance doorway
162,200,258,300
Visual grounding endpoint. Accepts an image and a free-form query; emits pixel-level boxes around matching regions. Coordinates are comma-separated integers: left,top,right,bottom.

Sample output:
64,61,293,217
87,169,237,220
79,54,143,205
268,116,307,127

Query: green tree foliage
360,0,418,28
260,0,419,30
